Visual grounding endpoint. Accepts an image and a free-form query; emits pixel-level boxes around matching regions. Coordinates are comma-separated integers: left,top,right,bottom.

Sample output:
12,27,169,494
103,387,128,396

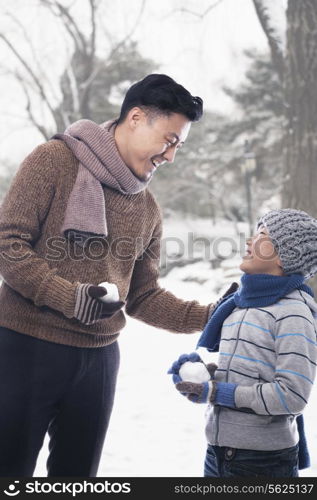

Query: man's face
122,109,191,181
240,225,284,276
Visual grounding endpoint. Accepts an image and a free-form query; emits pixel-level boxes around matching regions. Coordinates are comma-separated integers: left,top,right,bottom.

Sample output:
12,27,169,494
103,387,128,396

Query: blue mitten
168,352,219,404
167,352,203,384
176,380,216,404
177,381,237,406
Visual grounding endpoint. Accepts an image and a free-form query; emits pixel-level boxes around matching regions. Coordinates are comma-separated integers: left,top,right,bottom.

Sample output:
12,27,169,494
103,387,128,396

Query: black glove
74,284,125,325
222,282,239,298
209,282,239,318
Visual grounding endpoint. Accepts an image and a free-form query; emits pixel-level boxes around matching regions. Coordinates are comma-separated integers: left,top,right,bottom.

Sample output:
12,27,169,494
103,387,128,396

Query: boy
169,208,317,477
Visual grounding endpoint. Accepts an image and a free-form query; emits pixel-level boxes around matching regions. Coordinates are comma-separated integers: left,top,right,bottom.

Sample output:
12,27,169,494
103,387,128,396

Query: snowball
98,281,120,303
179,361,210,383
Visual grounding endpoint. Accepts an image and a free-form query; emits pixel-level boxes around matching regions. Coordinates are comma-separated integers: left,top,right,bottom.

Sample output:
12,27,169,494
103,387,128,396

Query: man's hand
176,380,217,404
74,284,125,325
208,282,239,317
88,285,109,299
221,282,239,299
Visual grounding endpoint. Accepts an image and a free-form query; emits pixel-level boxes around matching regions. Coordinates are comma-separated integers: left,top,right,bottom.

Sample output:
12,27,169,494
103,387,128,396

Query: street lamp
241,140,257,236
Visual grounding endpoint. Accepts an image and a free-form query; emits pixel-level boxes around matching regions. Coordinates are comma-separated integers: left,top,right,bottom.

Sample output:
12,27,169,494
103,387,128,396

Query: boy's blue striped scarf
197,273,314,470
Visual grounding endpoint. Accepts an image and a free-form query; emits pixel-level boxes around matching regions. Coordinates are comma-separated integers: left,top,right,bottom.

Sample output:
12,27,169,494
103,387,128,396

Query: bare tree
282,0,317,215
253,0,317,215
0,0,150,139
252,0,286,84
254,0,317,292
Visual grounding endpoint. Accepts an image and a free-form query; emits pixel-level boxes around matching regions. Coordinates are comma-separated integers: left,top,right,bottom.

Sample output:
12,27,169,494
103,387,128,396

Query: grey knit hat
257,208,317,279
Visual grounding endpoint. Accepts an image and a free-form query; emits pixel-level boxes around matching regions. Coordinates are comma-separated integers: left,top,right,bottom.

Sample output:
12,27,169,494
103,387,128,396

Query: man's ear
126,107,145,129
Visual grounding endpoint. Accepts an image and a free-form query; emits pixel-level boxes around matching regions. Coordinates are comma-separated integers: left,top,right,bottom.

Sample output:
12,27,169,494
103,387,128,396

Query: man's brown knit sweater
0,139,211,347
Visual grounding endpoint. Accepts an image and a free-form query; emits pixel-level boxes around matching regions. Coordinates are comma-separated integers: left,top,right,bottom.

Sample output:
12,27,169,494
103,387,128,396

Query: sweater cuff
186,303,212,332
214,382,237,407
34,271,79,318
177,303,211,333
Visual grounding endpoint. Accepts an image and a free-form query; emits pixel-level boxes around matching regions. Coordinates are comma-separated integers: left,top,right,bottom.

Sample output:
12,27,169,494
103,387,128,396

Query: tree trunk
282,0,317,291
282,0,317,215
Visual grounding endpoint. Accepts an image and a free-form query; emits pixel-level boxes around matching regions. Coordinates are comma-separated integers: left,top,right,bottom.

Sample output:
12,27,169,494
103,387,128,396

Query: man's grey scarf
53,119,150,246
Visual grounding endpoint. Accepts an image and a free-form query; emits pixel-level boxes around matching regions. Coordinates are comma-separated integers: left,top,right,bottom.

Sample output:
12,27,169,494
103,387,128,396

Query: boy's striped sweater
206,289,317,451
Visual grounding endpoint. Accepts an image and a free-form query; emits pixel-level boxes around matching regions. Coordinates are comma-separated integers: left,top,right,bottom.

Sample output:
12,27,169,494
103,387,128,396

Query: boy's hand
167,352,205,384
176,380,217,404
168,353,217,382
205,362,218,378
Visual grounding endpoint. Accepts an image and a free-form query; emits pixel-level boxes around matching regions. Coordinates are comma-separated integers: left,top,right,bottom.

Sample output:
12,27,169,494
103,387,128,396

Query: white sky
0,0,278,163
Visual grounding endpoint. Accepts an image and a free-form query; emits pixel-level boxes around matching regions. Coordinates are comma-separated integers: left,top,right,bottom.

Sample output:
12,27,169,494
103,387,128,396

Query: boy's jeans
0,326,120,477
204,443,299,477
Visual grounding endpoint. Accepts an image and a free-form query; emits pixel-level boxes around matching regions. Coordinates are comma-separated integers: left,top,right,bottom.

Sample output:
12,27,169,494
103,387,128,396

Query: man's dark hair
116,74,203,124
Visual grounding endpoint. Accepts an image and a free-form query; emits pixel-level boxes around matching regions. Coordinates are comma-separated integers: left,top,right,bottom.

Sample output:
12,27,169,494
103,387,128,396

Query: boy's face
240,225,284,276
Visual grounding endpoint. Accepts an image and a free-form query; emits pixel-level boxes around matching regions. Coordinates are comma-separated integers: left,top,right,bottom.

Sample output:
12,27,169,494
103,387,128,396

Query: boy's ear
277,256,284,271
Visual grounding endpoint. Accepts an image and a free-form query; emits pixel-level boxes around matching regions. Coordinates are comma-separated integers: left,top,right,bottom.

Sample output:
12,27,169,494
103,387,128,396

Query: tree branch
18,75,50,140
252,0,285,83
164,0,223,20
108,0,147,58
66,60,80,115
89,0,97,57
0,32,62,129
55,0,87,54
4,10,60,103
79,0,147,111
40,0,86,55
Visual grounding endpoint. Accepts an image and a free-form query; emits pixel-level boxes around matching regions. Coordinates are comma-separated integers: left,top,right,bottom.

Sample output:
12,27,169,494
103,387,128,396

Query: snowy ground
30,217,317,477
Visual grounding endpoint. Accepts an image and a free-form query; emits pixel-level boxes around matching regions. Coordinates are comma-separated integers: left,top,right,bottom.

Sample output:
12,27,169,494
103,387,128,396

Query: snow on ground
32,218,317,476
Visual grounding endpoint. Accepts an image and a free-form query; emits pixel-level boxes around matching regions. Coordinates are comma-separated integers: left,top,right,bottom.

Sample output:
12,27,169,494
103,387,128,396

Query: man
0,74,213,477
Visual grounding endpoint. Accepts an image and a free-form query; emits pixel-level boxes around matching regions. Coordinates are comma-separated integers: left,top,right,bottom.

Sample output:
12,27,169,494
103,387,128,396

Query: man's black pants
0,326,120,477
